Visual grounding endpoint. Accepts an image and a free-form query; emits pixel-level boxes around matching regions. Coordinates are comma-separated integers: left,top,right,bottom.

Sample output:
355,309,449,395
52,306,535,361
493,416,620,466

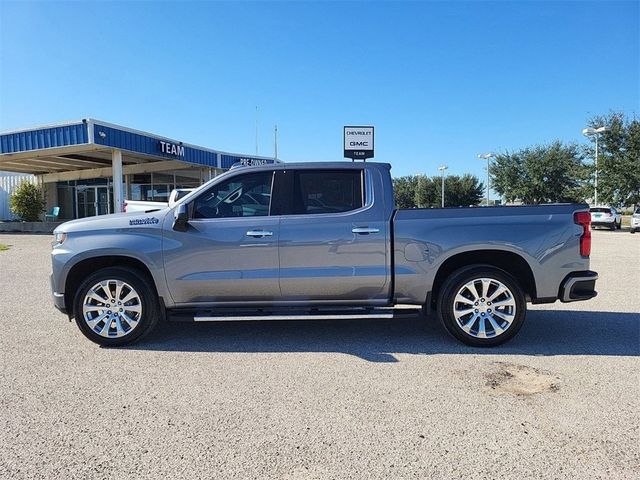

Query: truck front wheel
73,267,160,347
437,266,526,347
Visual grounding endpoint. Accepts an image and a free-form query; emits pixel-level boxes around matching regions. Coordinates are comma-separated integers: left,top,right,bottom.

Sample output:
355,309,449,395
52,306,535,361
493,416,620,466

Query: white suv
630,207,640,234
590,206,622,230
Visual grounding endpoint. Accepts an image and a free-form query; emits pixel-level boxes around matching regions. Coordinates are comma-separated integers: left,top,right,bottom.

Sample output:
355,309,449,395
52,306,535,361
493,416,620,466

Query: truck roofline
174,161,392,207
231,161,391,171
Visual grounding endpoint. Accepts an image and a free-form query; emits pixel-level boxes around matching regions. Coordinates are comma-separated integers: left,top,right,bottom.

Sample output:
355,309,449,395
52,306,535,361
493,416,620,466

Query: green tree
585,112,640,206
393,173,484,208
415,175,437,208
442,174,484,207
490,141,588,204
392,175,420,208
10,181,45,221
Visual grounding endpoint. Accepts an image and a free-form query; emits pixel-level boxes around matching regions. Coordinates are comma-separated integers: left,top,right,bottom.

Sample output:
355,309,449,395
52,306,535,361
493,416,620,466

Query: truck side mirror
168,189,179,208
173,203,189,232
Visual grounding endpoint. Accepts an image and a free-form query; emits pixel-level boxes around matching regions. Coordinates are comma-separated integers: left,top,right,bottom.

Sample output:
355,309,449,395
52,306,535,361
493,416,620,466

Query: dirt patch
485,361,560,396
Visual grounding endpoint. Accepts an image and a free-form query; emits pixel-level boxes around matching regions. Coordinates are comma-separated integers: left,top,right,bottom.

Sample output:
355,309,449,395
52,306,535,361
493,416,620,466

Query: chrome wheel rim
453,277,517,339
82,280,142,338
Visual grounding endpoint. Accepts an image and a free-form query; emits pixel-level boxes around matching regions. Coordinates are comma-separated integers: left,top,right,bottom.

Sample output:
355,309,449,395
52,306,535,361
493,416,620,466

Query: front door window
193,172,273,219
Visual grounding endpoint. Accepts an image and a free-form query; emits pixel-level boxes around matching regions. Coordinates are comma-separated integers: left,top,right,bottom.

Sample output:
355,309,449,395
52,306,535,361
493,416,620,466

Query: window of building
128,170,205,202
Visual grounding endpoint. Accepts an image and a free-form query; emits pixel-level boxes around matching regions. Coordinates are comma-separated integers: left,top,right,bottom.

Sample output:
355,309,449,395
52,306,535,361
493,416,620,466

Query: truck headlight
52,231,67,247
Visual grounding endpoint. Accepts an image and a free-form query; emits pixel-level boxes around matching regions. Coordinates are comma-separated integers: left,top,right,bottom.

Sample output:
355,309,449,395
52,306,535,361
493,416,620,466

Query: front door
277,168,390,304
163,170,281,305
76,186,96,218
96,186,112,215
76,186,112,218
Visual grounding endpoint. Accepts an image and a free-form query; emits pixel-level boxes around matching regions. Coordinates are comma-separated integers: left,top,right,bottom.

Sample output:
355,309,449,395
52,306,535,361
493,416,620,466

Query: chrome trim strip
194,312,396,321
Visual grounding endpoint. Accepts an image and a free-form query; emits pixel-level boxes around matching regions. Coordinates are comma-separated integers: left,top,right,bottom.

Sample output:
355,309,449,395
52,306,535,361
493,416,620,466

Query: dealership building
0,119,279,220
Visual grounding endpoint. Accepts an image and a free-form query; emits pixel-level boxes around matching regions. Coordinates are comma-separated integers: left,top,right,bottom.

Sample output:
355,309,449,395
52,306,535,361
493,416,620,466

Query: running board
191,308,419,322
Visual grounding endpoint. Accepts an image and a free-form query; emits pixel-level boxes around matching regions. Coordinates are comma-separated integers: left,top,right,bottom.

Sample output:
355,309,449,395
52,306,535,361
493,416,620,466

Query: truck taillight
574,211,591,257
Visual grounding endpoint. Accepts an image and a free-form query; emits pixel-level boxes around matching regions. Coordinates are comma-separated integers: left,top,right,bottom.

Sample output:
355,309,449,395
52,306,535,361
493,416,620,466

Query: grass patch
0,243,9,252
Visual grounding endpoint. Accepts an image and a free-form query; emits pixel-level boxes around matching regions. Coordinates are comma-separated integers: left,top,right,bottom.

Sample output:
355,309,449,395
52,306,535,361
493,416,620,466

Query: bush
10,181,45,221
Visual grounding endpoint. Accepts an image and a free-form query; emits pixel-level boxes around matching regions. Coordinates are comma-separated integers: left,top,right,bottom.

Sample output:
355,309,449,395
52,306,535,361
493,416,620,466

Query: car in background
123,188,195,213
630,207,640,234
589,206,621,230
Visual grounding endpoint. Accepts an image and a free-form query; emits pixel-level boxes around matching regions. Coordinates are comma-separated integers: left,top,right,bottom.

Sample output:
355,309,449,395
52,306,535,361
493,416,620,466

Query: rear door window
290,170,364,215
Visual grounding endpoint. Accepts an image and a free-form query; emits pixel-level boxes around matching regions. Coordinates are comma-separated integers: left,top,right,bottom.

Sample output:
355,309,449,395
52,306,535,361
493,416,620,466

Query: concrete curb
0,222,63,233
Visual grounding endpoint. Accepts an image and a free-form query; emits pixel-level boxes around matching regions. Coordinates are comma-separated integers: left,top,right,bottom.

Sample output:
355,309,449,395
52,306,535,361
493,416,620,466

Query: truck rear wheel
73,267,160,347
437,266,526,347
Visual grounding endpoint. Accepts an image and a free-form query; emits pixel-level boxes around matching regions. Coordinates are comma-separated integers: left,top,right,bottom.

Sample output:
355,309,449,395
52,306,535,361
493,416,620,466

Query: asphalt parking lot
1,230,638,479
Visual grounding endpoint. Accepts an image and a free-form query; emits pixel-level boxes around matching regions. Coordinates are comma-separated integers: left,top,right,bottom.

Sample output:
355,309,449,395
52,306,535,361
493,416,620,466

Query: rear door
275,167,390,304
163,170,280,305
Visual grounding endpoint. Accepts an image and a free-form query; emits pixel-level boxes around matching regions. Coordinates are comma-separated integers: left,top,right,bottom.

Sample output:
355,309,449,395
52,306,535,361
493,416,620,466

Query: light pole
274,124,278,160
438,165,448,208
582,126,609,205
478,153,495,206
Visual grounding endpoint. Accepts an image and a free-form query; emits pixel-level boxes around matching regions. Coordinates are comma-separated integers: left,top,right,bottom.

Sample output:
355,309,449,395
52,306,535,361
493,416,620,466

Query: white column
112,149,124,213
124,174,131,200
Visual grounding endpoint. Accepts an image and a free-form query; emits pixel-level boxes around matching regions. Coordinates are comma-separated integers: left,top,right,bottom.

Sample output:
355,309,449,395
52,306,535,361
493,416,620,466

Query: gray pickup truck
51,162,597,347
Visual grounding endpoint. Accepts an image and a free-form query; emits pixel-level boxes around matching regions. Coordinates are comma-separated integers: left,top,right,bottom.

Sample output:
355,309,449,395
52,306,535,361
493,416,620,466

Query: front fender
52,226,170,306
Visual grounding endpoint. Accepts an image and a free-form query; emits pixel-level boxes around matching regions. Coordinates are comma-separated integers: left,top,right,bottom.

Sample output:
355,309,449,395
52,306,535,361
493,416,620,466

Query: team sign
344,126,374,160
159,140,185,157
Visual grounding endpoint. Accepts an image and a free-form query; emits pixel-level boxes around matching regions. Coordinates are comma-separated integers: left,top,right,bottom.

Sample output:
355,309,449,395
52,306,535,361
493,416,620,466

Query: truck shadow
132,310,640,362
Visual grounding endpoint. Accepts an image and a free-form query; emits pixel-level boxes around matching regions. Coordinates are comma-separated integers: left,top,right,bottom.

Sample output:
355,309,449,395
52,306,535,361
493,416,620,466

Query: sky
0,1,638,183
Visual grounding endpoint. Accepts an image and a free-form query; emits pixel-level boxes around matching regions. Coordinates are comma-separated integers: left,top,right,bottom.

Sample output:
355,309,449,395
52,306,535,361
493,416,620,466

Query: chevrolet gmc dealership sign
344,126,374,160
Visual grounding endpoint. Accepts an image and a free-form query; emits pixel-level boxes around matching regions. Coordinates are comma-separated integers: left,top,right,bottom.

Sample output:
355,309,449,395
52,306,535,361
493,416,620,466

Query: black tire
437,265,527,347
631,229,636,234
73,266,160,347
609,223,616,230
616,221,622,230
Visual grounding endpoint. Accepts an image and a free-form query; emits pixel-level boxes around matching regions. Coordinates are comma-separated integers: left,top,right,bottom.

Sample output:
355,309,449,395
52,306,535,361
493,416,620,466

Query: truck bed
392,204,590,304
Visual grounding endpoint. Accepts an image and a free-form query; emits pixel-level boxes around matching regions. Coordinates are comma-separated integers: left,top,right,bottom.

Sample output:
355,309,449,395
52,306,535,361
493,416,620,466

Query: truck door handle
246,230,273,237
352,227,380,234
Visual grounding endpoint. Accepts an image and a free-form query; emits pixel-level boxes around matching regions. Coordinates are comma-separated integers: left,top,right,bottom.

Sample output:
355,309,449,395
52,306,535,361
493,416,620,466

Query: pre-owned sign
344,126,374,160
237,158,270,166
